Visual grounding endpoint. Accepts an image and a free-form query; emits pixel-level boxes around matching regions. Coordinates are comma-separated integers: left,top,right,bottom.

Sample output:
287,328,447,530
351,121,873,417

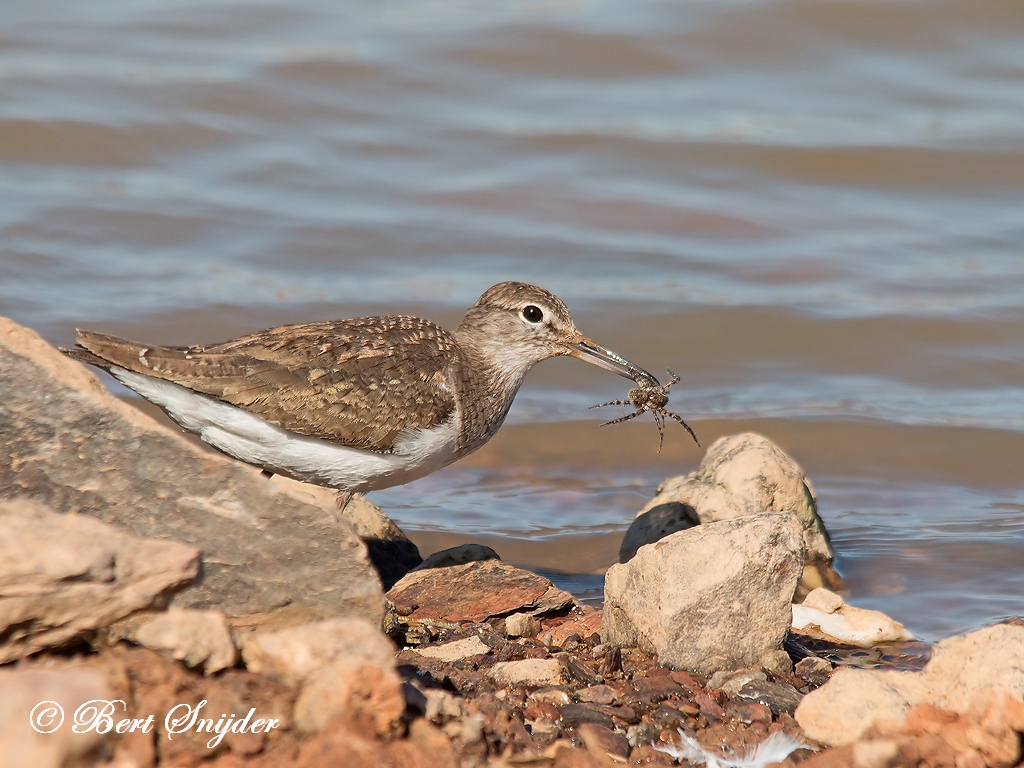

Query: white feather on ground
654,730,811,768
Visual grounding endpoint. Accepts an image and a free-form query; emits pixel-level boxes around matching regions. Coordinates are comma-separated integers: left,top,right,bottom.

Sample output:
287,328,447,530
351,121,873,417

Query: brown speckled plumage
66,316,463,452
63,282,658,491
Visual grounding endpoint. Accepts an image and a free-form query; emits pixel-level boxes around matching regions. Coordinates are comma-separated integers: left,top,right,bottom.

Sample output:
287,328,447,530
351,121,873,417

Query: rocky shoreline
2,315,1023,768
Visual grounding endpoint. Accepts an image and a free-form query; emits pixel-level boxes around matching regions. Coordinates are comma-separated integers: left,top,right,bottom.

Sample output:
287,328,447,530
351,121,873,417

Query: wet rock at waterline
791,587,915,648
603,511,804,675
0,316,384,629
621,432,839,597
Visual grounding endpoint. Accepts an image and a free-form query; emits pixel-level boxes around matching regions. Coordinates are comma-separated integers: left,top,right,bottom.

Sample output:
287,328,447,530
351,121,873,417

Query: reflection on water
3,0,1023,641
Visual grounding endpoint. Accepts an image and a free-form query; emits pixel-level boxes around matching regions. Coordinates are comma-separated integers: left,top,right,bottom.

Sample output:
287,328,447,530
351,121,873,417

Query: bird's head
457,281,655,383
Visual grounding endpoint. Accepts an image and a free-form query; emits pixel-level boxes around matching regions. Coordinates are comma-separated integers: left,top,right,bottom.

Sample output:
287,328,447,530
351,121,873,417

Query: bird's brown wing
67,316,461,452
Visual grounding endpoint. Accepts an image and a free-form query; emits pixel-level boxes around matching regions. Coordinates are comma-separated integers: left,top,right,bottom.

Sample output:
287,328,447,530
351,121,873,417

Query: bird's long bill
568,336,659,385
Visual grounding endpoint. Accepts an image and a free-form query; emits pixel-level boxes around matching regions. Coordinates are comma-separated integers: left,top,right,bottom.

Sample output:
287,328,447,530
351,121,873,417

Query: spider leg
600,409,645,427
663,369,682,390
664,410,701,447
589,399,630,409
652,409,667,452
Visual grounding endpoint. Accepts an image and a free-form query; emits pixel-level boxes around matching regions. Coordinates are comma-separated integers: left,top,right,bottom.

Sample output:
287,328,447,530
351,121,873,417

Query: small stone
528,687,573,707
241,617,394,684
131,608,237,674
802,587,845,614
505,612,542,638
708,668,763,692
577,722,631,759
795,657,834,687
559,703,616,730
488,658,568,688
760,649,795,678
415,636,491,662
576,685,619,705
423,689,464,724
294,659,405,736
735,679,804,715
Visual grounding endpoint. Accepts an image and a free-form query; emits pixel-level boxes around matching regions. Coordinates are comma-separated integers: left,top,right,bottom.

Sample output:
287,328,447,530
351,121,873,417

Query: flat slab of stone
603,511,804,675
488,659,568,688
386,559,574,623
414,636,492,662
0,317,384,630
0,499,199,663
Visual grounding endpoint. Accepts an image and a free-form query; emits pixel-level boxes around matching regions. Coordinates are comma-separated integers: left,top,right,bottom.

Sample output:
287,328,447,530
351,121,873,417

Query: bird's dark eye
521,305,543,323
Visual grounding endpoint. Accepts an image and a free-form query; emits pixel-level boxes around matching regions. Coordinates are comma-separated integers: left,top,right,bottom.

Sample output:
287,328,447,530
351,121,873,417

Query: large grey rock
621,433,838,596
603,511,804,675
0,317,384,629
795,623,1024,747
0,498,199,662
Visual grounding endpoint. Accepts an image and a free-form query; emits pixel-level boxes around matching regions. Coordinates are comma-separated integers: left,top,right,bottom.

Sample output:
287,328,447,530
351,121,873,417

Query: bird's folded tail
61,329,186,377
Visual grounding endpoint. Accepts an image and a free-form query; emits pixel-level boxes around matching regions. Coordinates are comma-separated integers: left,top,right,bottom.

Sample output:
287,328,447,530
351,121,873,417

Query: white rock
488,659,568,688
622,433,837,594
131,608,237,674
415,636,491,661
241,617,394,685
603,511,804,675
791,588,914,648
0,499,200,663
795,623,1024,746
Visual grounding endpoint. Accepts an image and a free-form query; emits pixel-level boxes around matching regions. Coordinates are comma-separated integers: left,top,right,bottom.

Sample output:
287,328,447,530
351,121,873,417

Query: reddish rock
544,609,603,646
386,559,574,623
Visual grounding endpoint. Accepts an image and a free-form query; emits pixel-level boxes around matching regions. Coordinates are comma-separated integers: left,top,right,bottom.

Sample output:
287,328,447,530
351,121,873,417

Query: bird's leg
335,490,354,514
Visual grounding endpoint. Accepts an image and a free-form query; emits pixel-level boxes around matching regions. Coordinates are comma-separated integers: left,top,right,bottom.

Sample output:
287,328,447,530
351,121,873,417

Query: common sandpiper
63,282,659,505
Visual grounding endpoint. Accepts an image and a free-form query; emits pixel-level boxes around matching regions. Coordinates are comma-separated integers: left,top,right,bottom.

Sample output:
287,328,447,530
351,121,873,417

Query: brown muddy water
2,0,1023,641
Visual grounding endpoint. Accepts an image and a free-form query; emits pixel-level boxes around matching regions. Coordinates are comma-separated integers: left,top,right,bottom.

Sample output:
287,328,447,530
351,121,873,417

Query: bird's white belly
112,368,462,493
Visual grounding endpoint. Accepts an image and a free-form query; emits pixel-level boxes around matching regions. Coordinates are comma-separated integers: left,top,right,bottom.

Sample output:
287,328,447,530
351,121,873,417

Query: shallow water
2,0,1023,641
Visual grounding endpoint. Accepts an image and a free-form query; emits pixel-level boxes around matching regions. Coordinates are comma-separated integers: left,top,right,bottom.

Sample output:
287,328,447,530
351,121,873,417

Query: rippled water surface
3,0,1022,640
